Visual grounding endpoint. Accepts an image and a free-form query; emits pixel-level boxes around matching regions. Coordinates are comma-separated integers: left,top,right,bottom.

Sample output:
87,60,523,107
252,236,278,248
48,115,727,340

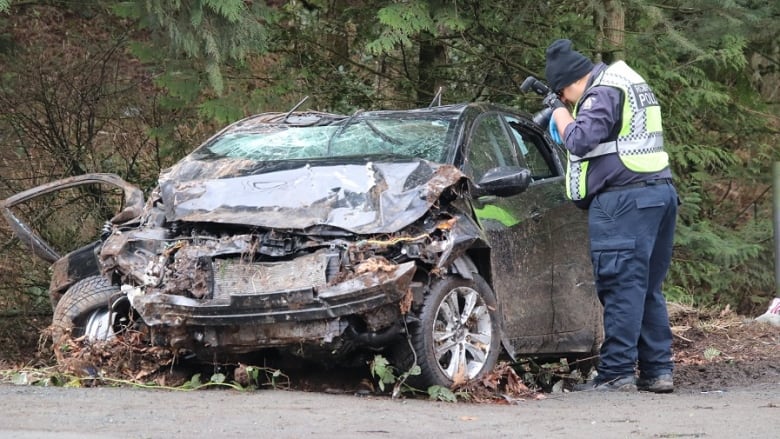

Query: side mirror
474,166,532,197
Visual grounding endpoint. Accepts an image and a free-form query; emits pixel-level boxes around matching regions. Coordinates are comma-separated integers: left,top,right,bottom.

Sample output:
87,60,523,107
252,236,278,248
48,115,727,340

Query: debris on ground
49,328,187,387
454,361,544,404
754,297,780,327
2,302,779,397
668,303,780,391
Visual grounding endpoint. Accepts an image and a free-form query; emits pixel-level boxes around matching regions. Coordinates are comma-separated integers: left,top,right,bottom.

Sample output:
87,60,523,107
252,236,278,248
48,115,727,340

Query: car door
464,112,557,352
465,110,598,355
504,115,600,354
0,173,144,298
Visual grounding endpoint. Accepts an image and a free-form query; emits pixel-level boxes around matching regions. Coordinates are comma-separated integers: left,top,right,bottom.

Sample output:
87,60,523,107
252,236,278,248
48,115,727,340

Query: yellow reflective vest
566,61,668,202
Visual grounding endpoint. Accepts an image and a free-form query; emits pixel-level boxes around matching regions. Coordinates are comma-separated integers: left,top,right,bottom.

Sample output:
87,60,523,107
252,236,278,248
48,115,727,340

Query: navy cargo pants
588,181,678,380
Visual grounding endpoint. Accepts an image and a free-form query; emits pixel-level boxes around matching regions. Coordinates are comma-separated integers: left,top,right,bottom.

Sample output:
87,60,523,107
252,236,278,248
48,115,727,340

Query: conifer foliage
0,0,777,314
113,0,275,97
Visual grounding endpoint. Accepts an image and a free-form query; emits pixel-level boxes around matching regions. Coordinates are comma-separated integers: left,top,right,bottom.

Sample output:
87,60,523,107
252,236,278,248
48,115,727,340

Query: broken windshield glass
201,116,455,162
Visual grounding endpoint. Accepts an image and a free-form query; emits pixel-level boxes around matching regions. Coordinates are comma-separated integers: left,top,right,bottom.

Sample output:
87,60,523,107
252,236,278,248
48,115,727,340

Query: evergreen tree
0,0,777,314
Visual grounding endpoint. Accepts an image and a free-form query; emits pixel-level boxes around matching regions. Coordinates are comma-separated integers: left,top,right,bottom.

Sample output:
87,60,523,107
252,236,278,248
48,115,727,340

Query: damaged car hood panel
159,160,464,234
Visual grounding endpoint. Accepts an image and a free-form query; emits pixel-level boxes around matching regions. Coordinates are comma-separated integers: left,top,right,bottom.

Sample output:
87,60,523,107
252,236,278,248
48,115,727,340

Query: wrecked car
1,102,602,388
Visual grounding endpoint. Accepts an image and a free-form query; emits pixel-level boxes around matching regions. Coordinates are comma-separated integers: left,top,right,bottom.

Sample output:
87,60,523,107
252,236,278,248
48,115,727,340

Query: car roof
220,102,531,131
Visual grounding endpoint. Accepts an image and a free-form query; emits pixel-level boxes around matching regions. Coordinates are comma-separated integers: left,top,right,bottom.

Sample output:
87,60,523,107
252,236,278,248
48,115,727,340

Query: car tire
51,275,125,346
397,273,501,389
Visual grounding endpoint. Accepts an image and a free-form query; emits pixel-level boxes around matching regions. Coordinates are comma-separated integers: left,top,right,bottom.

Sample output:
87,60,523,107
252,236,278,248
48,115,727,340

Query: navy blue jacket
562,63,672,208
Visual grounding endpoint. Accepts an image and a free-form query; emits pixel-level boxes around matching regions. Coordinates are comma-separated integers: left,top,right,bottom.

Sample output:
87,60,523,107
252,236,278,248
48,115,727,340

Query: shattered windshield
198,115,456,163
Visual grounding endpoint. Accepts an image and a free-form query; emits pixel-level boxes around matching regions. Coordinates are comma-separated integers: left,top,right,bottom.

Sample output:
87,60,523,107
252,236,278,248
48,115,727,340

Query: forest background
0,0,778,353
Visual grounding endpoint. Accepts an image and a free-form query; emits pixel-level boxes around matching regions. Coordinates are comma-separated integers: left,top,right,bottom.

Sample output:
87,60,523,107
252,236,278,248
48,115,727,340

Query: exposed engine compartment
94,188,481,361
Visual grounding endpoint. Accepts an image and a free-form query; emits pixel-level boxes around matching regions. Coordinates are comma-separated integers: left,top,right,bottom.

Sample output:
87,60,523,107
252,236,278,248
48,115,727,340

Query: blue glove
548,117,563,144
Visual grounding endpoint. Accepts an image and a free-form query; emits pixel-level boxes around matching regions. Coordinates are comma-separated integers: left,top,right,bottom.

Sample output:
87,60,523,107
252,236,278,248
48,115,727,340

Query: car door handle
530,209,542,222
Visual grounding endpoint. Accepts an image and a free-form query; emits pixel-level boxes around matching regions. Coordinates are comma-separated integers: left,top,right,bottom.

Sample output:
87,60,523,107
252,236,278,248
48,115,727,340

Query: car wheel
399,273,501,388
51,276,128,345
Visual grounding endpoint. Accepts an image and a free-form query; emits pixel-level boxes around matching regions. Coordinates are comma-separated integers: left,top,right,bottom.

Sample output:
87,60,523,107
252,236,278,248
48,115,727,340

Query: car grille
212,251,329,299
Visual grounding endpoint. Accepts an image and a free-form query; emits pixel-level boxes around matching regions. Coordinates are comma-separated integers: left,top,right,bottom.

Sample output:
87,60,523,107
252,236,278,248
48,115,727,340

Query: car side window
504,116,557,180
466,114,519,179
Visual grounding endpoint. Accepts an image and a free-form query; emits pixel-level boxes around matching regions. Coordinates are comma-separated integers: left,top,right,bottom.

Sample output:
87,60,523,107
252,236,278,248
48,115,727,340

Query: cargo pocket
590,238,636,287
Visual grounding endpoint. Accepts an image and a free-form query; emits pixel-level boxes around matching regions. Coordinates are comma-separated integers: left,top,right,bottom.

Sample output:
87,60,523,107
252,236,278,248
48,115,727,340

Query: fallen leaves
454,361,542,404
50,327,185,387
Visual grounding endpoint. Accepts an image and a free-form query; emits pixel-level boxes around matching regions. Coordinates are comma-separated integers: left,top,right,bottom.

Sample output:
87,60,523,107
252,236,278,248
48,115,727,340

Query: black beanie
544,39,594,93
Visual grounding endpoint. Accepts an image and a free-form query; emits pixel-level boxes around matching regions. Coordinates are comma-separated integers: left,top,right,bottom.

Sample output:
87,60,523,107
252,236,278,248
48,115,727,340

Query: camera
520,76,556,127
520,76,552,97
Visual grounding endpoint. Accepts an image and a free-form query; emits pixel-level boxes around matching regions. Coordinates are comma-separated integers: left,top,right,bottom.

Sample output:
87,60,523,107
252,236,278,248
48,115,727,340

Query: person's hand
542,92,565,110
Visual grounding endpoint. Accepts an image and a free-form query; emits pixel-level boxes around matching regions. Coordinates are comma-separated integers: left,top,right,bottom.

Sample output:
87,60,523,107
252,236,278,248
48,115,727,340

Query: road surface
1,382,778,438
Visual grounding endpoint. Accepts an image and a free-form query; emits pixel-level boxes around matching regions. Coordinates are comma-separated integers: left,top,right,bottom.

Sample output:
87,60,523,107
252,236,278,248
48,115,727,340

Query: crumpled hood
158,159,465,234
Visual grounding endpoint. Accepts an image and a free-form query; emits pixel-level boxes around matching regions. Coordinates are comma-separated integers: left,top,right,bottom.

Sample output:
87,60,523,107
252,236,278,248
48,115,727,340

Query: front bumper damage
122,253,417,354
128,260,415,327
97,205,482,355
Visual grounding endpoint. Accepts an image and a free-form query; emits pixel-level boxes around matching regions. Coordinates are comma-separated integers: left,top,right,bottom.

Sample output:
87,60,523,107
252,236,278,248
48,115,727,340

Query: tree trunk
596,0,625,63
325,0,350,63
417,31,446,107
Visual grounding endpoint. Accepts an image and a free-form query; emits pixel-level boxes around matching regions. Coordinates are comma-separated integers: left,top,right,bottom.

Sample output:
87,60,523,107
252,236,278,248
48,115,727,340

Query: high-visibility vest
566,61,668,201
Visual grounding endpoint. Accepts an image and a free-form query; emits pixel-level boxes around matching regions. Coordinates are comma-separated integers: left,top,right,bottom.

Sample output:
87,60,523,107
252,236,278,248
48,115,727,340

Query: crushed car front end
95,108,485,361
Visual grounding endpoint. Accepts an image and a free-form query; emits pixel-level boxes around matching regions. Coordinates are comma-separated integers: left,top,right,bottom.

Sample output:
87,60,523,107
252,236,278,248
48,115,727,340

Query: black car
1,102,602,388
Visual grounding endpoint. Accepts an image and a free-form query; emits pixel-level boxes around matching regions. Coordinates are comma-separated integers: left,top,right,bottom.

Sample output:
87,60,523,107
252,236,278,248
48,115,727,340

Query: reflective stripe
622,151,669,173
565,158,588,201
571,133,664,162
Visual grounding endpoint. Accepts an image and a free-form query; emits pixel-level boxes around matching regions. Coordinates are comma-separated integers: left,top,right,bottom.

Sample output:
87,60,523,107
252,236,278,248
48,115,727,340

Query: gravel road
1,382,778,438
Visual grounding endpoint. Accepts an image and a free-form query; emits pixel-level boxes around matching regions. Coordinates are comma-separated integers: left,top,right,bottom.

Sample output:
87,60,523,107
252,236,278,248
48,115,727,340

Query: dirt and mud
667,303,780,392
